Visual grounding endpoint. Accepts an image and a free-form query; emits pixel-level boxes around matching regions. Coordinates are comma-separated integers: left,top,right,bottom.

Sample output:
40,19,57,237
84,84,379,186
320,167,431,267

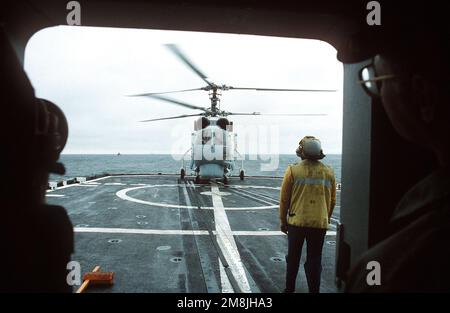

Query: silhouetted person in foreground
279,136,336,293
338,13,450,292
1,28,73,292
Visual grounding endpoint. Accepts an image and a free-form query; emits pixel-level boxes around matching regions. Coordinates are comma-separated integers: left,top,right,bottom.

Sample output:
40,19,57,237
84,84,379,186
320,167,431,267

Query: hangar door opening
25,26,343,293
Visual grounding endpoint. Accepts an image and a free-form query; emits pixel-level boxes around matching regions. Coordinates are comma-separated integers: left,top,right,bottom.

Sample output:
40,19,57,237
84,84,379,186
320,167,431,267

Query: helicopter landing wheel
194,175,200,184
180,168,185,179
239,170,245,181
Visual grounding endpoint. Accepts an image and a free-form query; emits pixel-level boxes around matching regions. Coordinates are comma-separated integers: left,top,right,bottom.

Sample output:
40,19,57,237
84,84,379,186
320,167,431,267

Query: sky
24,26,343,155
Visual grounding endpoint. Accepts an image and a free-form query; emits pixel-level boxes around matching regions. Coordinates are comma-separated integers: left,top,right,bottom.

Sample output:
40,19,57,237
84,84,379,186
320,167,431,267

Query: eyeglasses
358,61,395,97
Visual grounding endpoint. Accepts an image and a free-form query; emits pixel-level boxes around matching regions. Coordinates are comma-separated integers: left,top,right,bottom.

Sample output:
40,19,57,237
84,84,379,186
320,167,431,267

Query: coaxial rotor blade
256,113,328,116
226,112,327,116
225,112,261,116
127,88,204,96
228,86,337,92
141,94,209,112
165,44,213,87
140,113,205,123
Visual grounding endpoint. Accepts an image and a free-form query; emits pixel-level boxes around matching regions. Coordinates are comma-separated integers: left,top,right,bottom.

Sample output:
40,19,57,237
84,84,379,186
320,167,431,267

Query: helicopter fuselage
189,117,237,180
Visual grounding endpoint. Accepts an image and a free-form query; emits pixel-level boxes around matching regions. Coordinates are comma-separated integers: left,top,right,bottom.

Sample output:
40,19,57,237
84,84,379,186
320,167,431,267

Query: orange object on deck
76,266,114,293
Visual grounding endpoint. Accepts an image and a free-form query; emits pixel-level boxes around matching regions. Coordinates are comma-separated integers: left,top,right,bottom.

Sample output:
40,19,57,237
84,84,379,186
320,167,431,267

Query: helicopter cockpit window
216,118,230,131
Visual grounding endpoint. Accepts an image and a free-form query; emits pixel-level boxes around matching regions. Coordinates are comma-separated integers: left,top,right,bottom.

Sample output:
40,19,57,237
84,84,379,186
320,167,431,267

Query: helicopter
128,44,336,183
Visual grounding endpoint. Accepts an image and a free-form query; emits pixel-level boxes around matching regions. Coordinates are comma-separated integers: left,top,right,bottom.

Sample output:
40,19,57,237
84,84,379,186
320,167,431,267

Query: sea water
50,154,342,183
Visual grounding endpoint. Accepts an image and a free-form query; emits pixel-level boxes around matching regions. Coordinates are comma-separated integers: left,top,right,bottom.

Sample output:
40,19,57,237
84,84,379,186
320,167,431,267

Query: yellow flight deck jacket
279,160,336,229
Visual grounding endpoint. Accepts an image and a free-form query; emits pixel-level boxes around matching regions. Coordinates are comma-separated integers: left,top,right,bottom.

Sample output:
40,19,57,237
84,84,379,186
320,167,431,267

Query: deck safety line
181,181,233,293
210,182,252,293
216,181,280,204
184,180,243,293
73,227,336,236
224,187,278,206
47,175,111,192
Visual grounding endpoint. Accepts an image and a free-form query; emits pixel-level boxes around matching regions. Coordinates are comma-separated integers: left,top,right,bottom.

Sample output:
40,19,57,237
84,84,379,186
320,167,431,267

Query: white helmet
296,136,325,160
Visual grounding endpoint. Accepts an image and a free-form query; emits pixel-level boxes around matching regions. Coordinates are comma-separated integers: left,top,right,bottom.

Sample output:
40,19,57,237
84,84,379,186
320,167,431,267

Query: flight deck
46,174,340,293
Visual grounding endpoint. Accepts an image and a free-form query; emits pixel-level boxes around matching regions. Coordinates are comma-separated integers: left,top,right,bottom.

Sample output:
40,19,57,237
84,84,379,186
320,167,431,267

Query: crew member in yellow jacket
279,136,336,293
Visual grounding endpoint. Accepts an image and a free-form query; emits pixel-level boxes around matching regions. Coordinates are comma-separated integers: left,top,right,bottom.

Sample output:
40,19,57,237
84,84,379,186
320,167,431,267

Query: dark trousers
285,224,326,293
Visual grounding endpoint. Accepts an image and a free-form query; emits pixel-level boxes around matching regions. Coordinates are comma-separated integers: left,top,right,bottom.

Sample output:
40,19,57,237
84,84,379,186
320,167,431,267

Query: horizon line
60,153,343,155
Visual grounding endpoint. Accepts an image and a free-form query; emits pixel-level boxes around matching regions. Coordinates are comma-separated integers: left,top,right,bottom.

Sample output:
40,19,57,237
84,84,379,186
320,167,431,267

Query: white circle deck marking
116,184,278,210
